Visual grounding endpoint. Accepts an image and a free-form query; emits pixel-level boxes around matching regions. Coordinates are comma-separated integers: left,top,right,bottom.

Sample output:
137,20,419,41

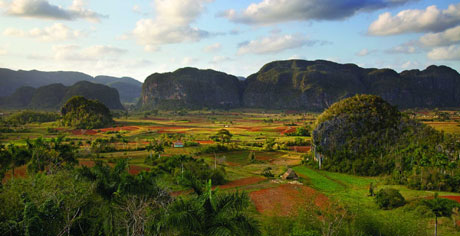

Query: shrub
375,188,405,209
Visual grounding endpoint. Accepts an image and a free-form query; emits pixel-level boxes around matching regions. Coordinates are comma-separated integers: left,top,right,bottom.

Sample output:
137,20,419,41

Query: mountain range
0,81,124,110
0,69,142,103
2,59,460,111
140,60,460,110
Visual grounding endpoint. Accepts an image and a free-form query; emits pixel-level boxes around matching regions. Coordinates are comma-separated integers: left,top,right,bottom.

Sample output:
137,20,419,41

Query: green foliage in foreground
60,96,113,129
0,159,259,236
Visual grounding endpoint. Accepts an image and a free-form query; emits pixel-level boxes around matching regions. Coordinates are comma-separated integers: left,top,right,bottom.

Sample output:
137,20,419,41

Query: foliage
162,180,260,235
285,125,311,136
312,95,460,192
212,129,233,143
375,188,405,210
61,96,113,129
5,111,60,125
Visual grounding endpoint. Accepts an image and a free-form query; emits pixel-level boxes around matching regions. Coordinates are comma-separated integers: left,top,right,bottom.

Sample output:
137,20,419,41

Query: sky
0,0,459,82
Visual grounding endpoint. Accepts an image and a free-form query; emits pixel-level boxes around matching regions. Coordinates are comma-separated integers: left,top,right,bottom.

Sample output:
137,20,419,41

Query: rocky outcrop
140,68,242,109
242,60,460,110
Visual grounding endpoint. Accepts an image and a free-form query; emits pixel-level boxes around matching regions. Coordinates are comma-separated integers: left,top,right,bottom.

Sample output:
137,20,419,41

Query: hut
281,168,298,180
173,141,184,148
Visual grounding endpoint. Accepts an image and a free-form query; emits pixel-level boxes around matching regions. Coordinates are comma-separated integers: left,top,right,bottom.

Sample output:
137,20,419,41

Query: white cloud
181,57,199,66
3,23,83,41
237,34,319,55
427,45,460,61
222,0,415,25
53,45,126,61
0,47,7,55
2,27,24,37
386,41,419,54
420,25,460,47
203,43,221,53
210,56,232,64
356,48,377,56
369,3,460,35
401,60,421,69
132,0,213,51
1,0,106,22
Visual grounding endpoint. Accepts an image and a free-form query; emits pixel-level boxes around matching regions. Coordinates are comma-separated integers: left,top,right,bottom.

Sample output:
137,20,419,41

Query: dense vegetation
312,94,460,192
61,96,114,129
3,111,60,125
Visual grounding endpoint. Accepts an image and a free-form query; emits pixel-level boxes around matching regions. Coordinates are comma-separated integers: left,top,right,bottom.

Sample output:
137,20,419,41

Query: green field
1,110,460,235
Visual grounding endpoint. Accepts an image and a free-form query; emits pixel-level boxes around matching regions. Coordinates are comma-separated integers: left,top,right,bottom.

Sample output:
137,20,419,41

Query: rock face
0,81,124,110
242,60,460,110
141,68,242,109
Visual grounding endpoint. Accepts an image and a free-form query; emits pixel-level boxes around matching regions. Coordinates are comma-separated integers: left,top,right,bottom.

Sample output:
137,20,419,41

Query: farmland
1,109,460,235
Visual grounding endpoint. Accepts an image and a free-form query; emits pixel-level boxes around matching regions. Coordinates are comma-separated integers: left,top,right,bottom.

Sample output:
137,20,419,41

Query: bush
375,188,405,209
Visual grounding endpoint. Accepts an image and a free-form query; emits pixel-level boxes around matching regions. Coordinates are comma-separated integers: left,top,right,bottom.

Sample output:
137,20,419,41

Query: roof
281,168,298,180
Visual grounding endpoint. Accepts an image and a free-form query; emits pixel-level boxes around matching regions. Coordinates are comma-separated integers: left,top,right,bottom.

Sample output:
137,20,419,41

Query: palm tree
163,180,260,236
423,193,460,236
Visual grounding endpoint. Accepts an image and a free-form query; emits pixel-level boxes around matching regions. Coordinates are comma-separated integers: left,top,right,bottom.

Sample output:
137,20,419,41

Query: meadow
1,109,460,235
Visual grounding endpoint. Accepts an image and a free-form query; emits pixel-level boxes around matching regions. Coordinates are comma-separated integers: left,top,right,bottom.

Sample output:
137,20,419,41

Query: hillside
139,60,460,110
140,67,242,109
243,60,460,110
0,81,124,110
0,69,142,103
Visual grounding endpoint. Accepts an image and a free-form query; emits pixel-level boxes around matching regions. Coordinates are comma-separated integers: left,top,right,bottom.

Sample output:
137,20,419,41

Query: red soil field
440,196,460,203
250,184,328,216
71,129,98,135
128,165,150,175
281,127,297,135
3,166,27,182
218,177,266,190
157,130,185,134
196,140,215,144
290,146,311,153
98,126,139,132
148,126,189,130
236,126,262,132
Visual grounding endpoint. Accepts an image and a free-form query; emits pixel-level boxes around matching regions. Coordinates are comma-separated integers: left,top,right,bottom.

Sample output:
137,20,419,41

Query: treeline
312,95,460,192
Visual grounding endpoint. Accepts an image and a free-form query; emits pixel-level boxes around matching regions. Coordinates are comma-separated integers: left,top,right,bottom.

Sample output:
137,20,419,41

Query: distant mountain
243,60,460,110
0,81,124,110
0,69,142,103
140,67,242,109
140,60,460,110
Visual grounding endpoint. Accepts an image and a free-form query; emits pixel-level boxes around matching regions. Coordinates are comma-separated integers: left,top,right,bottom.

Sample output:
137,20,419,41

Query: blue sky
0,0,459,82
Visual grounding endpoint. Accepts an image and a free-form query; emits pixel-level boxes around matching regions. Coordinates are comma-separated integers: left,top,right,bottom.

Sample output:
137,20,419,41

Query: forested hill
0,69,142,103
242,60,460,110
0,81,124,110
140,60,460,111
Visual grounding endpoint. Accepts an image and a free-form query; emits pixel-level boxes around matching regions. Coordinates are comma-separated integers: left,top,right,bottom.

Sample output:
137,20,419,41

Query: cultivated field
1,109,460,235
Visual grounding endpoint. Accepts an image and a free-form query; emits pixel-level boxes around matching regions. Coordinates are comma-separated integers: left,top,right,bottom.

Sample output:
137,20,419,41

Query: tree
163,180,260,235
216,129,233,143
375,188,405,210
61,96,114,129
422,193,460,236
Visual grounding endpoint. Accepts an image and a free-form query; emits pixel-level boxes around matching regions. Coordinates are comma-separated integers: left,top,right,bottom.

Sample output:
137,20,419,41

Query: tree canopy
60,96,113,129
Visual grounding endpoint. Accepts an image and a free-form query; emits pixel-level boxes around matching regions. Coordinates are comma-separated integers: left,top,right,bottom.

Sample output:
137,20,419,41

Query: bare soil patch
250,184,328,216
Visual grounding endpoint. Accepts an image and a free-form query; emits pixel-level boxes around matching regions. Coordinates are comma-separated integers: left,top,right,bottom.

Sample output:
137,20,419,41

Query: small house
281,168,298,180
173,141,184,148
